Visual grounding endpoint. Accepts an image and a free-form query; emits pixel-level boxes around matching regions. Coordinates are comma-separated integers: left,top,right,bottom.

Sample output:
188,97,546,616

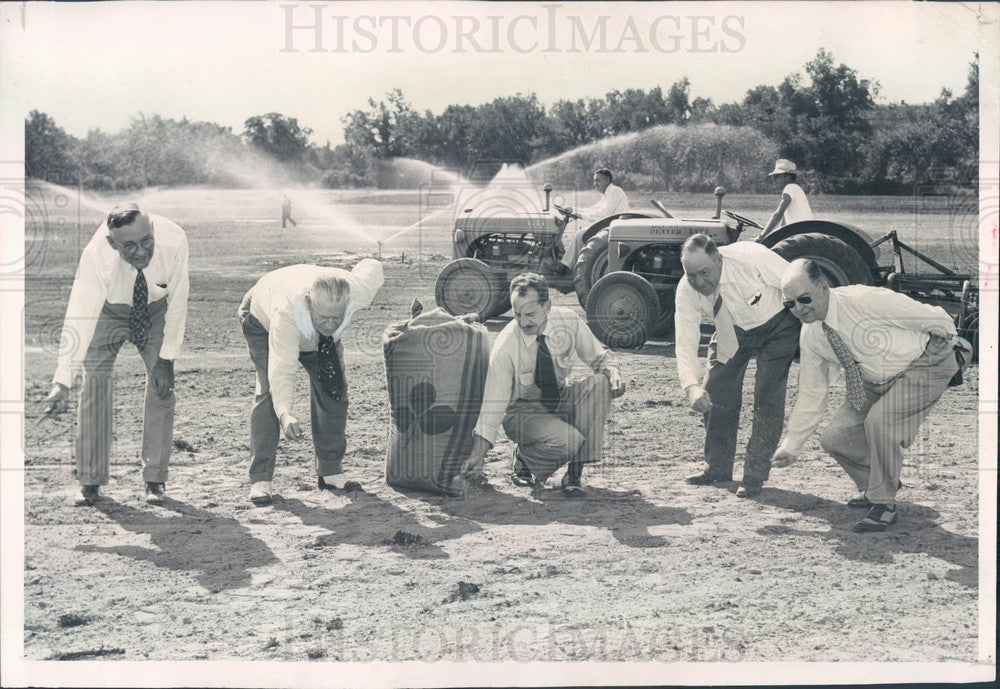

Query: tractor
585,190,979,353
434,161,656,320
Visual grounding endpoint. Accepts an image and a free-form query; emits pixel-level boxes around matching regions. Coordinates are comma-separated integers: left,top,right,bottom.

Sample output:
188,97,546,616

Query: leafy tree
243,112,312,162
468,93,548,163
342,89,424,159
25,111,79,182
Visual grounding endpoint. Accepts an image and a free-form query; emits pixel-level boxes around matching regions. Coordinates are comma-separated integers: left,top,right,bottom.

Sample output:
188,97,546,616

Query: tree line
26,50,977,194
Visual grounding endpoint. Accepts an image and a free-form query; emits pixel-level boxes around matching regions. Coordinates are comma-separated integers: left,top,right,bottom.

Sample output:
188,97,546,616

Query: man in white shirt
459,273,625,497
674,234,800,497
42,204,190,506
238,258,383,505
560,168,631,270
763,159,813,233
772,259,968,532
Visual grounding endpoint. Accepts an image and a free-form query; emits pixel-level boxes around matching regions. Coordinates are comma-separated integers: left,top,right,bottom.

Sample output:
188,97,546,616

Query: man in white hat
237,258,384,505
763,159,813,233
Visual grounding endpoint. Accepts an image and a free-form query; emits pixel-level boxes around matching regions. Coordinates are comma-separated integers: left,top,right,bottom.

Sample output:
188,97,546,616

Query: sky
2,1,995,146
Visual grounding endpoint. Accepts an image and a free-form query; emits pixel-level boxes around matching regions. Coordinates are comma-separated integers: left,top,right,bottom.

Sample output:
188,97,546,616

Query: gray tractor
584,188,880,348
434,163,655,320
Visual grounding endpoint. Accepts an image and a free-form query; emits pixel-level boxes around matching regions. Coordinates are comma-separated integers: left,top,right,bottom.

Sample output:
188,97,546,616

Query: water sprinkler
543,183,553,212
713,186,727,219
377,241,382,261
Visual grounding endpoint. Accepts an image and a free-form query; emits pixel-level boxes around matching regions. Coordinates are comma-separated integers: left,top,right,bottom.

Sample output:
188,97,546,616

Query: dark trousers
239,298,347,483
703,309,800,486
77,299,173,485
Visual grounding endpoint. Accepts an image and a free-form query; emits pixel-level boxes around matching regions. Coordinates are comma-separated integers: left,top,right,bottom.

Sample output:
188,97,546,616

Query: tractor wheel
435,258,506,321
771,232,873,286
574,230,609,307
585,271,659,349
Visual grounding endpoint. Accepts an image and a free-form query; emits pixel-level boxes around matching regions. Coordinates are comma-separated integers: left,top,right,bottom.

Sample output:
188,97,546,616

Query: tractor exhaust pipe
543,183,553,211
713,186,726,219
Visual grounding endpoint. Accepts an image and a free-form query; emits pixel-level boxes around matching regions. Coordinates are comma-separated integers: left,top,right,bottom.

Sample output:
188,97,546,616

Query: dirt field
19,187,983,663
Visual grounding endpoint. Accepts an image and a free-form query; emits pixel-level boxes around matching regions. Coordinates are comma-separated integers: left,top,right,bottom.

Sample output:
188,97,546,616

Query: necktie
317,334,344,400
713,294,723,317
822,322,866,412
535,334,560,412
130,269,150,352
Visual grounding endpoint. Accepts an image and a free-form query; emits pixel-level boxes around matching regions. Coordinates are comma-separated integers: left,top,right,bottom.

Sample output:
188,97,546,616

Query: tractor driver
558,168,630,272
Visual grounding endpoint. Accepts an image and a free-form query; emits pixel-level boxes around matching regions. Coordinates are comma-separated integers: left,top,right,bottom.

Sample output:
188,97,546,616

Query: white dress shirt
473,306,618,446
245,259,383,419
777,285,957,454
580,183,630,222
781,183,813,225
53,214,189,388
674,242,790,390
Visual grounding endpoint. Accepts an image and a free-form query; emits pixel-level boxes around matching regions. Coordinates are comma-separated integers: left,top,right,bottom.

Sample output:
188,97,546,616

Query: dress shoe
318,474,363,492
735,483,762,498
510,450,536,487
74,485,100,506
144,482,166,505
249,481,273,505
853,504,897,533
847,494,874,509
560,471,586,498
686,471,731,486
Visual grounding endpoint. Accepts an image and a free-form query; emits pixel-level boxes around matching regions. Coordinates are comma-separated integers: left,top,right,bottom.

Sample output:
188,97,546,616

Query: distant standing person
238,258,383,505
763,159,812,233
772,259,971,532
281,194,297,228
560,168,630,270
42,203,190,506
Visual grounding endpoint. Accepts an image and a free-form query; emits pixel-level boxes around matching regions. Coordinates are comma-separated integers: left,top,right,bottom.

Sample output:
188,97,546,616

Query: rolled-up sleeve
673,280,706,390
472,348,515,447
777,337,832,455
574,316,616,376
158,234,190,361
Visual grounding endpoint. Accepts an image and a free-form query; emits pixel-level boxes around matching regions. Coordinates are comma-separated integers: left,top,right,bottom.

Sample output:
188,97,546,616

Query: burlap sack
382,307,489,495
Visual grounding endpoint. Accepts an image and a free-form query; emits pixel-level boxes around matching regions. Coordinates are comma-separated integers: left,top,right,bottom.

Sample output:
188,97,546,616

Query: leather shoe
249,481,273,505
560,472,586,497
847,494,874,509
686,471,730,486
144,482,166,505
510,451,536,487
74,485,100,506
853,504,898,532
318,474,363,492
735,484,762,498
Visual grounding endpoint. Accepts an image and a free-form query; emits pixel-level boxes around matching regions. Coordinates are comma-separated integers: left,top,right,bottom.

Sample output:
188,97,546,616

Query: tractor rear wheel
585,271,659,349
770,232,873,286
574,230,609,307
435,258,507,321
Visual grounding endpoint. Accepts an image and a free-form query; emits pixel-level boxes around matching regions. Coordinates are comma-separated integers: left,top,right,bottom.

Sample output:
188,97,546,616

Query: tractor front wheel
585,271,659,349
435,258,507,321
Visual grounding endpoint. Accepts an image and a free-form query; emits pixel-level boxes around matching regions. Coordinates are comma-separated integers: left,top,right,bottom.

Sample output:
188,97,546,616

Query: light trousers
819,343,958,504
76,299,173,486
501,373,612,482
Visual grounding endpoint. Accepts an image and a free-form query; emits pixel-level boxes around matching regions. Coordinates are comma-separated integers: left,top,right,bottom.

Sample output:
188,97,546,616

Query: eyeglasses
782,295,813,309
117,235,154,255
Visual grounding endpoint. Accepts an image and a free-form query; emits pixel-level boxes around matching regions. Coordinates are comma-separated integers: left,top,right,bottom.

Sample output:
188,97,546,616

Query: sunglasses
782,295,813,309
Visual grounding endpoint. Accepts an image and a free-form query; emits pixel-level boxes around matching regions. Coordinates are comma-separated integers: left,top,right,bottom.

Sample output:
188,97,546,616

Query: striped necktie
535,334,560,412
130,269,150,352
822,322,866,412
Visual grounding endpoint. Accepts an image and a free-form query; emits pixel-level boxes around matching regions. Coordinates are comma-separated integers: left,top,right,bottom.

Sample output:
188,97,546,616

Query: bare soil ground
19,189,982,663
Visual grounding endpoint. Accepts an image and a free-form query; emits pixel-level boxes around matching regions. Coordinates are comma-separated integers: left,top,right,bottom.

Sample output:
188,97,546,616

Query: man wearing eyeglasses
772,259,970,532
674,234,800,497
42,203,190,506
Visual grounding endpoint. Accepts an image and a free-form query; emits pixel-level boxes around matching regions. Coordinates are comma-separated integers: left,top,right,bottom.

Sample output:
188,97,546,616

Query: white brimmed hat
768,159,797,176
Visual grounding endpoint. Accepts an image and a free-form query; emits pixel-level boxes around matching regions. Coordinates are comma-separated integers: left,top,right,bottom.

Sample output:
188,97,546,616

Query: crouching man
772,259,971,532
459,273,625,497
238,259,383,505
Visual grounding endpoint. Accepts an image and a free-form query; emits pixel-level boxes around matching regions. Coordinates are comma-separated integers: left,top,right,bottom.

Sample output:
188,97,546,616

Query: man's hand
279,413,303,440
42,383,69,417
604,368,626,398
771,449,797,468
686,385,713,413
151,357,175,400
459,435,491,478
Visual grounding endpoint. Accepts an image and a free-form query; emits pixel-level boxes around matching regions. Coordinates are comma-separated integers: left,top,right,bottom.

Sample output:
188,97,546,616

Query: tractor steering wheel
553,204,582,221
723,210,763,230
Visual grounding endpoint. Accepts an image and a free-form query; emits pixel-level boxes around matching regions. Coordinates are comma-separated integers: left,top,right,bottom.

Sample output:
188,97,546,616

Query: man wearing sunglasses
42,203,190,506
674,234,800,498
772,259,970,532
